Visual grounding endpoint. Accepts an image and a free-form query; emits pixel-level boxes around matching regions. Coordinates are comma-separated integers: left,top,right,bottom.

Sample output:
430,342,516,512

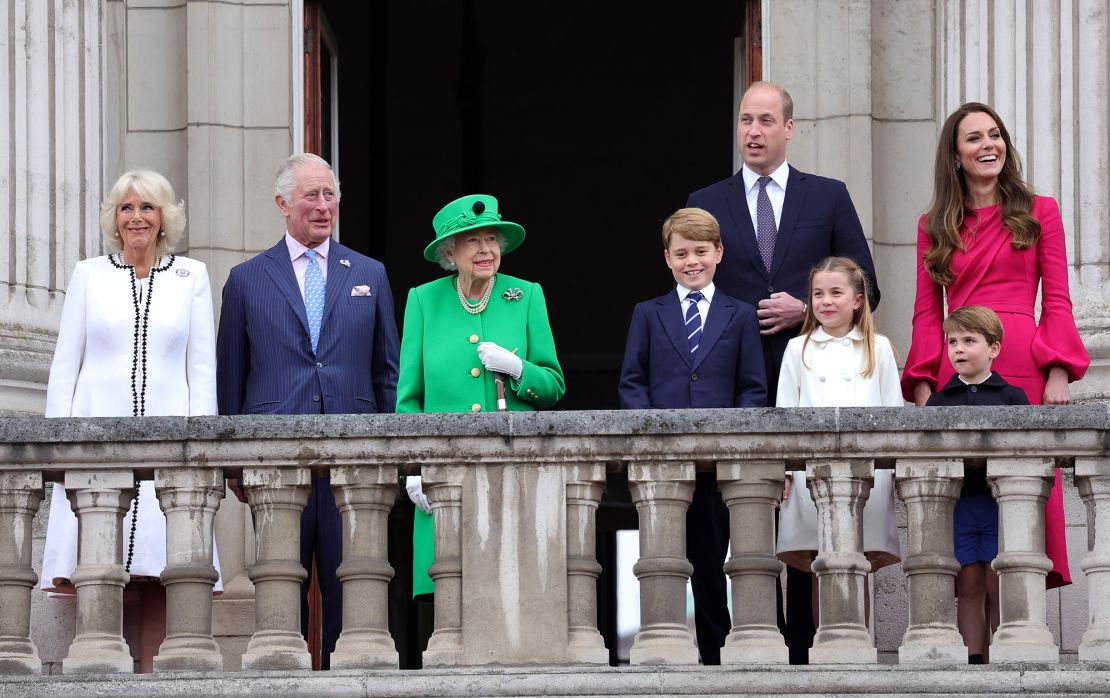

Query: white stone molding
565,464,609,664
0,472,43,674
421,464,467,667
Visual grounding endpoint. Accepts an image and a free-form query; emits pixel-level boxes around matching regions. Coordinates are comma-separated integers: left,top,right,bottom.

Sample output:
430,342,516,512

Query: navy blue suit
217,237,400,668
618,288,766,665
686,166,879,402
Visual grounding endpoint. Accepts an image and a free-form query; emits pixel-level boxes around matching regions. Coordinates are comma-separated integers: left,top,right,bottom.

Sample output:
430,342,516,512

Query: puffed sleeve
45,261,89,418
875,336,904,406
396,287,426,414
187,262,218,416
512,282,566,408
1030,197,1089,381
775,337,803,408
901,216,946,401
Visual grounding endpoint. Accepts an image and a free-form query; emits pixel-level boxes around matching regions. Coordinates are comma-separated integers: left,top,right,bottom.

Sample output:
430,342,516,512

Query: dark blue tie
685,291,704,356
757,175,777,271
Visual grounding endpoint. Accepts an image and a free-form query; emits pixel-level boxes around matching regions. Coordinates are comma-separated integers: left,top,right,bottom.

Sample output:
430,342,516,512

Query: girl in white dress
776,256,902,617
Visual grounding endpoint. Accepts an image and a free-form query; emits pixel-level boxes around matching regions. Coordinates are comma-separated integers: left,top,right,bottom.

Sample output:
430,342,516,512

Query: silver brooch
339,259,351,267
502,288,523,302
176,268,190,277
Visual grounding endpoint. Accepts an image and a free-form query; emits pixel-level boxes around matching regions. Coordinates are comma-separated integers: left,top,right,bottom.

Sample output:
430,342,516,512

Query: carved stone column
240,467,311,670
422,464,467,667
62,470,135,674
152,467,224,672
717,459,788,664
627,462,698,665
1075,457,1110,662
988,458,1058,663
807,459,877,664
895,458,966,663
0,472,44,674
329,464,399,669
565,463,608,664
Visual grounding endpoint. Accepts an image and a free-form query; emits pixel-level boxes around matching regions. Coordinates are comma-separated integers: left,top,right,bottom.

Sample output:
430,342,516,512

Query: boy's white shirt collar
958,372,994,386
810,325,864,343
677,282,715,304
742,161,791,194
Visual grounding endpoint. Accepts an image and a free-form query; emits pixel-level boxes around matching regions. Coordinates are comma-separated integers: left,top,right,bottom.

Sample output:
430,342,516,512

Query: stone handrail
0,406,1107,674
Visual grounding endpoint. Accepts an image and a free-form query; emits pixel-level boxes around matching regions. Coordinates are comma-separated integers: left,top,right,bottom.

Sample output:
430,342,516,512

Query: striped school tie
685,291,704,356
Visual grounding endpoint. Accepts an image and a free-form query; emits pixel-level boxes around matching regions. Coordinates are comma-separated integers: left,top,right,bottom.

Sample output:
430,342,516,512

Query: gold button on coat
469,334,479,343
471,403,481,412
470,367,481,377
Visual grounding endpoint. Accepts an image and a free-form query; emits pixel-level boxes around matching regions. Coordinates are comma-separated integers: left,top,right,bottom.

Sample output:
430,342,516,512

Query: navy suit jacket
217,238,400,416
686,166,879,401
618,289,767,409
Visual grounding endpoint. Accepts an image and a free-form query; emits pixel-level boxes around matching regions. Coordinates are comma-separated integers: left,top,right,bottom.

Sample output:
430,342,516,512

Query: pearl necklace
456,274,495,315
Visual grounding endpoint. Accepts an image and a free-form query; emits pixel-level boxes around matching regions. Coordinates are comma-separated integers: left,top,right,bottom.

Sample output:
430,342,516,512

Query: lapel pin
176,268,190,277
339,259,350,267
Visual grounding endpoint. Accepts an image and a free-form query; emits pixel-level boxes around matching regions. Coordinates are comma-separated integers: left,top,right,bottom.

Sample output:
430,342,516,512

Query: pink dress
902,196,1089,588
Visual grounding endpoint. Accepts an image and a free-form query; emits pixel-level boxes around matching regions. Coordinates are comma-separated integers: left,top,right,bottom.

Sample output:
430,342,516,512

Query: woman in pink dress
903,102,1089,594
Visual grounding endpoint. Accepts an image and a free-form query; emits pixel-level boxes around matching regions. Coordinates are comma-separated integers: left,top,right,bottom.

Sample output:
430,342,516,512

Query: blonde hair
661,208,721,249
800,256,878,378
100,170,186,256
943,305,1004,346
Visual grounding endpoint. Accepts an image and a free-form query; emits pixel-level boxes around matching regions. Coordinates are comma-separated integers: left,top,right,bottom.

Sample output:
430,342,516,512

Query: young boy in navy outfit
619,207,766,664
926,305,1028,664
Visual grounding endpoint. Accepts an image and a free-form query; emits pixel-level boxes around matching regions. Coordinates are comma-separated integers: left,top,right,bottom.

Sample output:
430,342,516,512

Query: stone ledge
3,665,1110,697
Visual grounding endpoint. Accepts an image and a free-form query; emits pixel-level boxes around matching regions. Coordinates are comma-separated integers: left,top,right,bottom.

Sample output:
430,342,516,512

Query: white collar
810,325,864,343
284,232,330,262
958,372,993,386
742,161,790,194
677,282,715,304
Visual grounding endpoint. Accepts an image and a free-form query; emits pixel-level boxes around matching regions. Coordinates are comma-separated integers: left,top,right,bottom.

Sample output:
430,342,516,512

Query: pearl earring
159,228,166,237
955,161,961,170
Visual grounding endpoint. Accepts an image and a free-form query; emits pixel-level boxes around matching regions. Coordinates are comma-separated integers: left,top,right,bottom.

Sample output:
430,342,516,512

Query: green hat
424,194,526,263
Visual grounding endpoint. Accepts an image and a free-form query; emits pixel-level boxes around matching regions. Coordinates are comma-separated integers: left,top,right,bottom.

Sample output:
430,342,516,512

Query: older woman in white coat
41,169,219,672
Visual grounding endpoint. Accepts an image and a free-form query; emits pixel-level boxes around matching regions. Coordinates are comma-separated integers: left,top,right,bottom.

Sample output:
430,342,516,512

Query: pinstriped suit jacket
216,237,399,416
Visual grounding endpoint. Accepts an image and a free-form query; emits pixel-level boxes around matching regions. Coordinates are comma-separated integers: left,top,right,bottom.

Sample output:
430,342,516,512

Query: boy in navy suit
926,305,1027,664
619,207,766,664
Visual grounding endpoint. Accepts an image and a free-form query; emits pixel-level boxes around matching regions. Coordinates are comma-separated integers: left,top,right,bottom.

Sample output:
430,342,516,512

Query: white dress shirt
285,233,330,298
677,282,715,328
741,161,790,238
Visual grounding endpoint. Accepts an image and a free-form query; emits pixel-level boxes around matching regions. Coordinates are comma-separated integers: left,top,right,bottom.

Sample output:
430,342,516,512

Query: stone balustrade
0,406,1109,683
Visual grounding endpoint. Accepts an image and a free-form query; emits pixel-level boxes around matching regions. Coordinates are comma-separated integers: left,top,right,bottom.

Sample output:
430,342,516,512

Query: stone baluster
152,467,225,672
62,471,136,674
807,459,877,664
422,464,467,667
1074,457,1110,661
240,467,312,670
718,459,789,664
329,464,399,669
565,463,608,664
987,457,1058,663
895,458,967,663
0,472,44,674
627,462,698,665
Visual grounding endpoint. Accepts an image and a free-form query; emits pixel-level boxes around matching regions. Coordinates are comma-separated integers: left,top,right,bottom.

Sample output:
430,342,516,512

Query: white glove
405,475,432,515
477,341,523,380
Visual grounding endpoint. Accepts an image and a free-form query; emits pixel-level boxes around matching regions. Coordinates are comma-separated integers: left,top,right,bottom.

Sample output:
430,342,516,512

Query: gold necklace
456,275,495,315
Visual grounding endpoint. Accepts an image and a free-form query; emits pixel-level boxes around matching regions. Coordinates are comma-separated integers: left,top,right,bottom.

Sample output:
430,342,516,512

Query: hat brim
423,221,526,263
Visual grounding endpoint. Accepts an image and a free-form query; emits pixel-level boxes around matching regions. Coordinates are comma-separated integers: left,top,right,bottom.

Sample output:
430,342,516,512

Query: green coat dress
397,273,565,596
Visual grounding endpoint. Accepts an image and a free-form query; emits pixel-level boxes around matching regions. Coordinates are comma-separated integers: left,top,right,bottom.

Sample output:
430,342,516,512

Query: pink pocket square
351,285,372,297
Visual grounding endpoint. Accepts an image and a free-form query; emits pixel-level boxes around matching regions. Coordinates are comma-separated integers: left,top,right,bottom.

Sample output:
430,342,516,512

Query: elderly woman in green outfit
398,194,565,608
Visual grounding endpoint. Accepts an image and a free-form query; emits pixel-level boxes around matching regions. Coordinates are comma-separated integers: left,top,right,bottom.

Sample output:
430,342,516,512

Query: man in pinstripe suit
216,153,400,669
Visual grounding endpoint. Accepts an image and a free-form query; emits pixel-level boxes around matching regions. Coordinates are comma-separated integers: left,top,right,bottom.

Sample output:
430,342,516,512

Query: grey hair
100,170,186,256
274,153,341,202
434,229,506,271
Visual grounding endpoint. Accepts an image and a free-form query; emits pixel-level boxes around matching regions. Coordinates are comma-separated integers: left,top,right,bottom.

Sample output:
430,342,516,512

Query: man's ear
275,194,289,217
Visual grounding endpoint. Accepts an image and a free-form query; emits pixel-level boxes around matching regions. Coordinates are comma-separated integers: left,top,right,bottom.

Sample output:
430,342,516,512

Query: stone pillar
422,464,467,667
565,463,608,664
62,471,135,675
1075,457,1110,662
329,464,399,669
0,0,102,416
627,462,698,665
807,459,877,664
987,458,1058,663
0,472,44,674
151,467,224,672
240,467,311,671
895,458,966,664
717,459,789,664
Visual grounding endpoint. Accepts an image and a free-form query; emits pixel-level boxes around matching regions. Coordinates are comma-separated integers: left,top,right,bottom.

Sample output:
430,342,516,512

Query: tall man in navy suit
686,81,880,663
217,153,400,669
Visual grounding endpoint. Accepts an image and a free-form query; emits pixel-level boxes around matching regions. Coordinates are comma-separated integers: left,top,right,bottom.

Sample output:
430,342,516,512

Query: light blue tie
304,249,325,353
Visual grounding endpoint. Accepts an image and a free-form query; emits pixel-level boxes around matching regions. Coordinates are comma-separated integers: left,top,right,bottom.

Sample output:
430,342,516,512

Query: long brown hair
800,256,878,378
922,102,1039,286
